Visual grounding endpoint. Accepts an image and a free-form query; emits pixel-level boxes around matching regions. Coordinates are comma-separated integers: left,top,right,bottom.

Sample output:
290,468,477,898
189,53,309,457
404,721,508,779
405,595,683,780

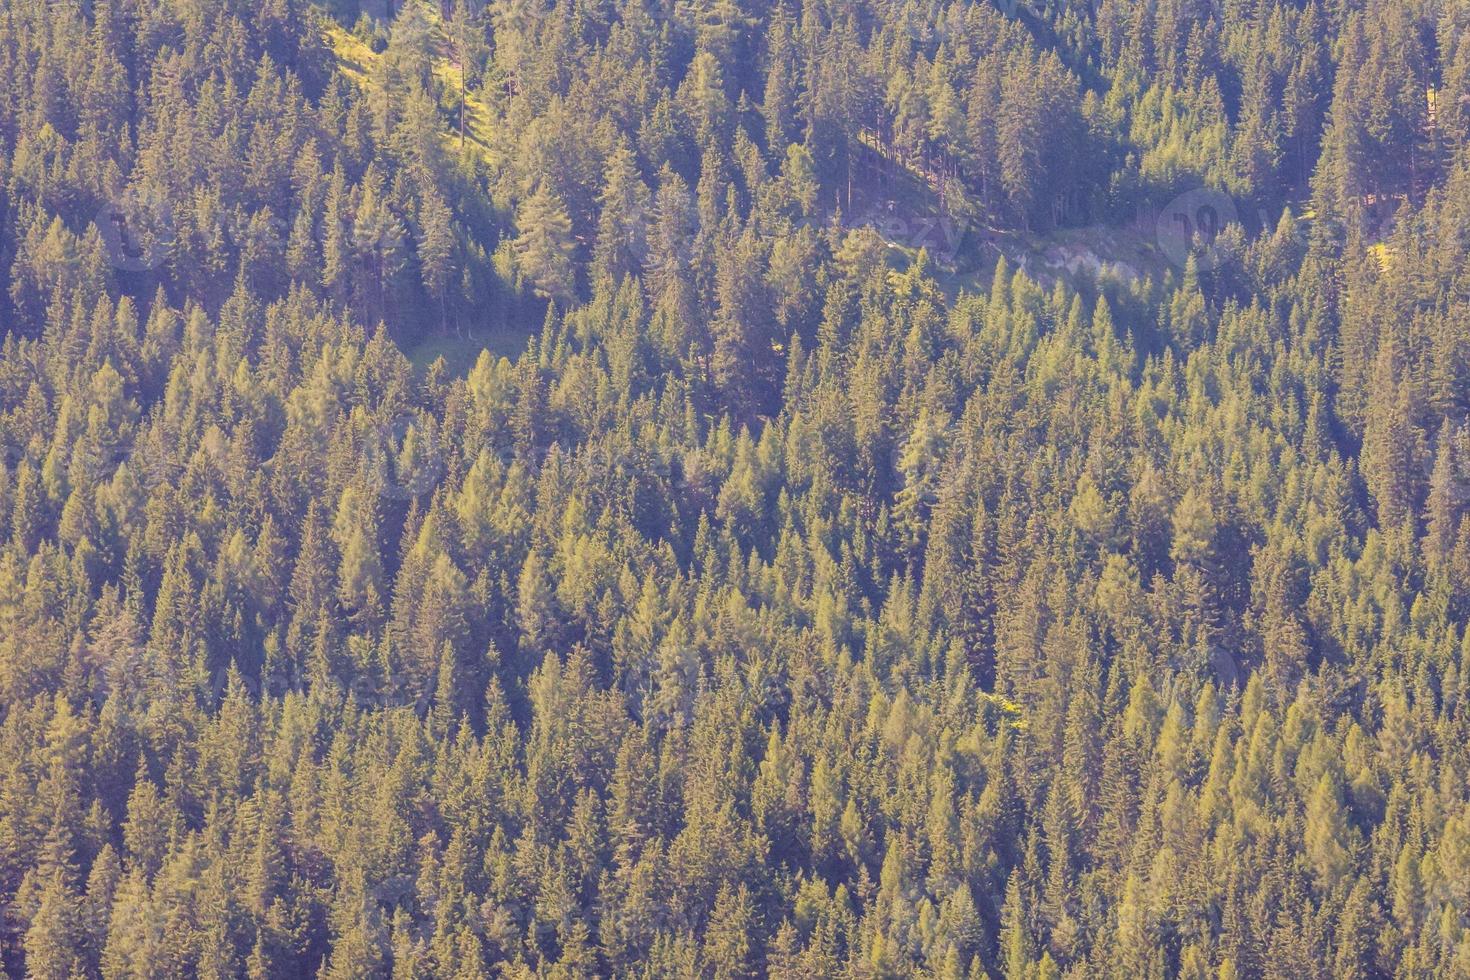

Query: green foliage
0,0,1466,978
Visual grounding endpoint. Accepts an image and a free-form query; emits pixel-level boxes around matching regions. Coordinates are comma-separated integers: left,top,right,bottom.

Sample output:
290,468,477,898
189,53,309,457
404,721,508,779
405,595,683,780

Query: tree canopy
0,0,1468,977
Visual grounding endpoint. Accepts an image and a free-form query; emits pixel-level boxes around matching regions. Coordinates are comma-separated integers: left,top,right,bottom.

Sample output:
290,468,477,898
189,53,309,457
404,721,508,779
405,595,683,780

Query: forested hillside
1,0,1469,976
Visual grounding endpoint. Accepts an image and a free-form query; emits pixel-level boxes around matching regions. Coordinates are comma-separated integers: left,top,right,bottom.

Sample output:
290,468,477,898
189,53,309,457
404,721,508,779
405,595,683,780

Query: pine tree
417,188,456,330
24,866,87,980
593,140,652,288
514,181,577,305
999,871,1032,980
710,227,774,418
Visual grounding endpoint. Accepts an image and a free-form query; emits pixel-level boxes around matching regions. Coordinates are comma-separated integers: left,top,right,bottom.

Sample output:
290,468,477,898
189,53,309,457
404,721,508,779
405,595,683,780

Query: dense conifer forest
1,0,1469,976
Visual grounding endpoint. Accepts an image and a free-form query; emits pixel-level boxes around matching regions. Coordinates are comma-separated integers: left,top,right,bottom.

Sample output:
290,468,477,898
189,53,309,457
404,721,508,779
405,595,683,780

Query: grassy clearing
324,23,376,87
405,321,538,377
324,9,530,374
840,135,1187,300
